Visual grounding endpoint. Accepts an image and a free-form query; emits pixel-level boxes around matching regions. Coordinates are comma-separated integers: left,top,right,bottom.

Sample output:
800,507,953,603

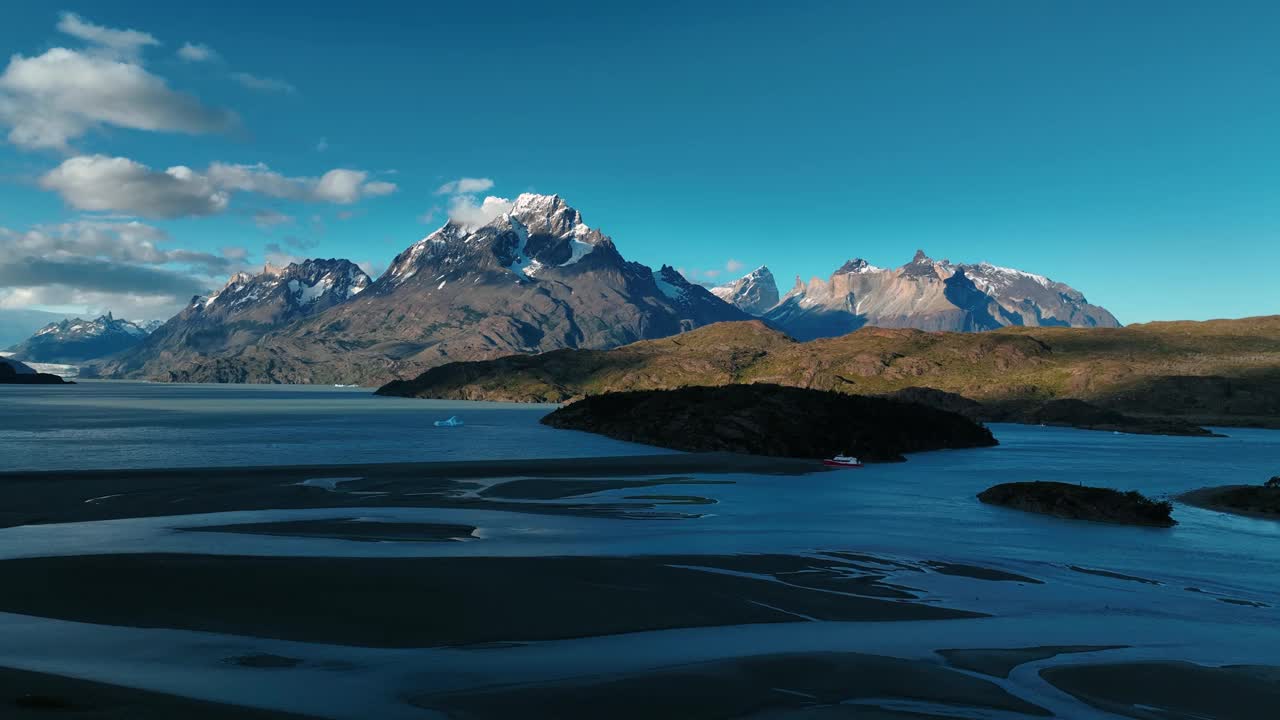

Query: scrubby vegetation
540,384,998,462
379,316,1280,429
978,481,1175,527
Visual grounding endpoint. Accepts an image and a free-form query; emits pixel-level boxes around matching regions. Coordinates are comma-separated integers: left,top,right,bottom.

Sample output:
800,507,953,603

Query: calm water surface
0,380,668,470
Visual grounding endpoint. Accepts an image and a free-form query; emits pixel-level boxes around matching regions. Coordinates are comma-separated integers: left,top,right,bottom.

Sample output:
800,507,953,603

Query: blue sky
1,1,1277,322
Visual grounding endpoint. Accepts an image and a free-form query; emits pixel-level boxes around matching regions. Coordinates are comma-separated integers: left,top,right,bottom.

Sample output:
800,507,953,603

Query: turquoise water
0,380,668,470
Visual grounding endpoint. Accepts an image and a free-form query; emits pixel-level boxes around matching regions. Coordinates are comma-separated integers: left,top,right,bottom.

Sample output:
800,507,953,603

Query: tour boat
434,416,464,427
823,455,863,468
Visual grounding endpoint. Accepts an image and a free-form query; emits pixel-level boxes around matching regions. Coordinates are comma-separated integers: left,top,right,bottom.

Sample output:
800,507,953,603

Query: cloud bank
41,156,398,218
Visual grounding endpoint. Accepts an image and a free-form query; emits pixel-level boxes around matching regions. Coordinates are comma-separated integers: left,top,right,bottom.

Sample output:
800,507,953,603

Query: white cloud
436,177,494,195
209,163,397,205
1,221,238,276
0,220,249,320
0,285,195,321
314,169,369,203
252,209,294,228
56,12,159,59
40,156,398,217
702,269,722,279
232,72,296,94
177,42,218,62
448,195,514,228
0,48,236,151
726,258,745,273
362,180,397,198
41,155,230,218
221,246,249,262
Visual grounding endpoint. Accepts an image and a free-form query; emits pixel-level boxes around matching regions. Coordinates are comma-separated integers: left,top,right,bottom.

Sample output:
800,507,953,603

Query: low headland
541,384,998,461
377,316,1280,434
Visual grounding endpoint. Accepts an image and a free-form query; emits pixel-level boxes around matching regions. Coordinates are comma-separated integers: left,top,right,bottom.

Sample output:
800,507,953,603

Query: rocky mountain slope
113,194,749,384
378,315,1280,428
7,313,161,364
710,266,780,315
761,251,1118,339
92,259,370,379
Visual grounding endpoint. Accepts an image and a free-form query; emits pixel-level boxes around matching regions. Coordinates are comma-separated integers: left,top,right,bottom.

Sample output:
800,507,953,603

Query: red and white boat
823,455,863,468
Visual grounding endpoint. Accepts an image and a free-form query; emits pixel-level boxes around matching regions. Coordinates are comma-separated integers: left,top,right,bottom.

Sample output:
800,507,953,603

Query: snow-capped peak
197,260,371,312
837,258,884,275
711,265,781,315
27,313,160,342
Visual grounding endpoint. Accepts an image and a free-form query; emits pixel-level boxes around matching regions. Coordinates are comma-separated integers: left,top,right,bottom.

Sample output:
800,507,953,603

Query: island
539,384,998,462
978,481,1175,527
1179,477,1280,520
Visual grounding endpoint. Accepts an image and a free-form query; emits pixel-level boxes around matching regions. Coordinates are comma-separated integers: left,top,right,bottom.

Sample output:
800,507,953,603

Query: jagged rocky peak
383,193,615,289
901,249,945,279
711,266,781,316
509,193,582,236
836,258,884,275
197,259,370,313
764,249,1120,339
9,311,163,363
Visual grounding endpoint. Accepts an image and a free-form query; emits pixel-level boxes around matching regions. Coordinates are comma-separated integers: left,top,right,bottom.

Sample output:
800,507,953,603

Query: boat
434,416,463,427
823,454,863,468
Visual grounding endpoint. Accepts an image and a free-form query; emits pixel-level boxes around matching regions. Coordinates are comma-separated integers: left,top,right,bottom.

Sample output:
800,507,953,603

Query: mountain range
6,313,161,364
711,252,1118,341
91,194,749,384
95,258,371,380
38,193,1118,385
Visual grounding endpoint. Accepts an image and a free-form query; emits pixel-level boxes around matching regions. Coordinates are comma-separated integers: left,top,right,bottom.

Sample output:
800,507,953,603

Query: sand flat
1041,661,1280,720
413,651,1051,719
183,519,477,542
0,553,980,648
0,665,319,719
0,453,810,529
937,645,1127,678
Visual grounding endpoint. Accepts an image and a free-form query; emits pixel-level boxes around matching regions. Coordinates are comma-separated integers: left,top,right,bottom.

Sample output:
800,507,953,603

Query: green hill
377,316,1280,428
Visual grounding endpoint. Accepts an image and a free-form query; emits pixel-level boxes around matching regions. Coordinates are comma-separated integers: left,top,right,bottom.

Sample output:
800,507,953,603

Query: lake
0,380,669,471
0,381,1277,719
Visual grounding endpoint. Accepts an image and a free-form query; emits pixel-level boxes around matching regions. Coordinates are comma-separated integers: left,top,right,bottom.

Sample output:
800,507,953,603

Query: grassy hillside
377,316,1280,427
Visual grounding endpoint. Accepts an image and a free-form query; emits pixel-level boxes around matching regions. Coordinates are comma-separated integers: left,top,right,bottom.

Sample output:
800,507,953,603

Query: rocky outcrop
540,384,998,462
978,481,1175,527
